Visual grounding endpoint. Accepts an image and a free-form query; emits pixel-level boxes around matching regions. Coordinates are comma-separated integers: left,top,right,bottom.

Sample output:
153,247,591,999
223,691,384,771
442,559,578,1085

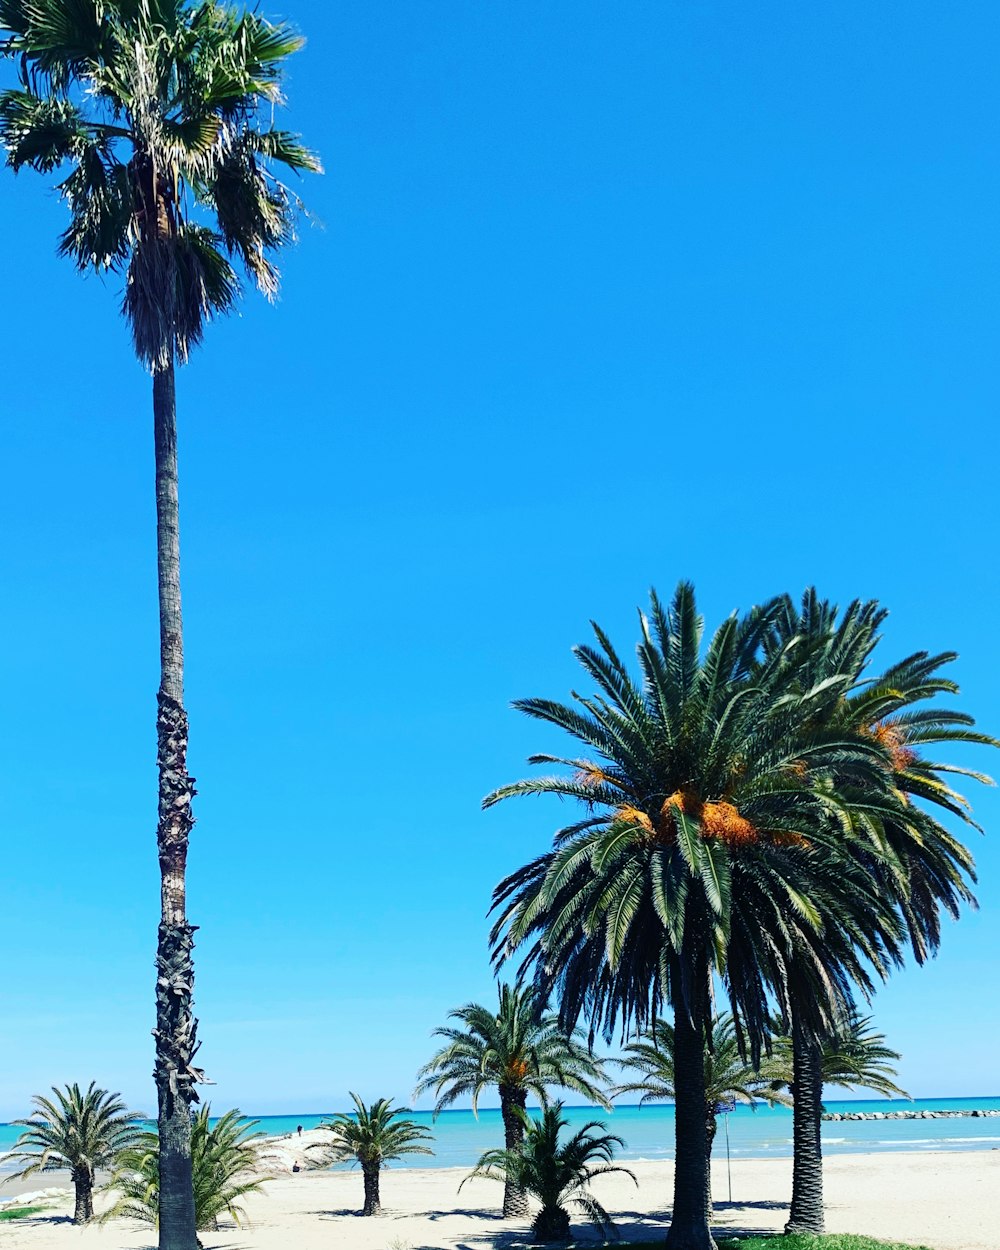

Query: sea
2,1097,999,1172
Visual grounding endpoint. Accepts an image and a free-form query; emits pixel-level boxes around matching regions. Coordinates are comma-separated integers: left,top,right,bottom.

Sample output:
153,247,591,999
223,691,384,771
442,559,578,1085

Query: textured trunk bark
499,1085,529,1218
532,1204,572,1241
785,1012,825,1235
362,1163,381,1215
152,358,200,1250
665,958,717,1250
705,1104,718,1219
72,1166,94,1224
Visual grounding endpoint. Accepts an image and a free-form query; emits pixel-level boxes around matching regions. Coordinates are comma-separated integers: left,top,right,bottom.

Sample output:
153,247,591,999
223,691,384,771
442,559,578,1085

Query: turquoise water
3,1097,999,1169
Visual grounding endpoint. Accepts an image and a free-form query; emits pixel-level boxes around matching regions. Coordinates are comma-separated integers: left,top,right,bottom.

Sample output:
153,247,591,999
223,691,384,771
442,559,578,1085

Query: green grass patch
717,1237,933,1250
0,1205,44,1222
617,1238,933,1250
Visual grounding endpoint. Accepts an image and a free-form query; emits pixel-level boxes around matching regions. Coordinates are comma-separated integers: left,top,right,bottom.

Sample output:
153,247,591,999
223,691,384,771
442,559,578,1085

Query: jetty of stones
823,1108,1000,1121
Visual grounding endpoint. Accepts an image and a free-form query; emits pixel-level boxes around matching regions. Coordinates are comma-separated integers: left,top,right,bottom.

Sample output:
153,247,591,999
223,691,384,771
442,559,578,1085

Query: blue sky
1,0,998,1120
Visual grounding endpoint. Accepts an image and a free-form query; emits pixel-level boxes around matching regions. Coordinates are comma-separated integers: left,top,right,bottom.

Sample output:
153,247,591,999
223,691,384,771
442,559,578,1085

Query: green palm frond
100,1105,270,1231
0,0,318,369
312,1094,433,1169
616,1014,793,1111
414,982,610,1115
461,1101,635,1241
7,1082,145,1182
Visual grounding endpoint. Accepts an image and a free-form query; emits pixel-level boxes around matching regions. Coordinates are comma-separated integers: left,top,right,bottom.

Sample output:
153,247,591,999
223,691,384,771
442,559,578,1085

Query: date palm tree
101,1106,271,1233
414,982,610,1217
0,6,318,1247
487,583,907,1250
762,594,991,1235
313,1095,433,1216
7,1082,145,1224
616,1013,791,1208
461,1101,636,1242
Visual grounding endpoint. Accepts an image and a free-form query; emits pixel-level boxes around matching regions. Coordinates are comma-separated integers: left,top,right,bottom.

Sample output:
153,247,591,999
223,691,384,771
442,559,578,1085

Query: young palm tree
414,982,609,1217
461,1101,636,1242
0,6,318,1247
313,1095,433,1216
487,583,907,1250
616,1013,791,1207
7,1082,145,1224
761,594,992,1235
101,1107,270,1233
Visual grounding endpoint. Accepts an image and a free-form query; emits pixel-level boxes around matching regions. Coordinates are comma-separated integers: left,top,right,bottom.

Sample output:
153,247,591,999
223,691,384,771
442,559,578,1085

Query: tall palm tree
616,1013,791,1207
0,6,318,1247
761,594,992,1235
102,1107,271,1232
313,1095,433,1216
7,1082,145,1224
414,982,610,1217
487,583,906,1250
461,1101,636,1242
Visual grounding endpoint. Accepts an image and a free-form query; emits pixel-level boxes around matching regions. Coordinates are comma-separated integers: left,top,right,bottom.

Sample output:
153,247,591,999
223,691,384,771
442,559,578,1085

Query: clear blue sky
1,1,998,1120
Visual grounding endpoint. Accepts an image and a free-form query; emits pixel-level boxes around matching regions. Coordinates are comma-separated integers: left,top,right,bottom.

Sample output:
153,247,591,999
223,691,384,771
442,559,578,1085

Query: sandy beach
1,1146,996,1250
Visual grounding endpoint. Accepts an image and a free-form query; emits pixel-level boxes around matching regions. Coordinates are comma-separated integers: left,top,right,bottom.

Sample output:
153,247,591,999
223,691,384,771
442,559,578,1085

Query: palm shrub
616,1013,791,1208
313,1094,433,1216
461,1101,635,1242
101,1107,270,1233
415,982,609,1217
7,1082,145,1224
0,9,318,1247
487,583,909,1250
759,594,992,1234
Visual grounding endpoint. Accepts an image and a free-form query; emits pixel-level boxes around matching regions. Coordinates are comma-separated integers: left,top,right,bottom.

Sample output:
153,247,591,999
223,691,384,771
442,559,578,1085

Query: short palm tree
616,1013,791,1206
7,1082,145,1224
487,583,907,1250
101,1107,270,1233
414,982,610,1217
0,9,318,1246
461,1101,635,1242
313,1094,433,1216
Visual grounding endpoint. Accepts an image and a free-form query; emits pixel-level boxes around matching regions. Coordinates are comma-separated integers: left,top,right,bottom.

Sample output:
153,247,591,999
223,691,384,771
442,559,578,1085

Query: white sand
0,1149,996,1249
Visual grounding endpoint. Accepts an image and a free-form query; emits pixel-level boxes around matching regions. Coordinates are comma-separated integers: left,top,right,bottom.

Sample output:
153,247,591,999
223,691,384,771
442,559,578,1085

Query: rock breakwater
823,1108,1000,1121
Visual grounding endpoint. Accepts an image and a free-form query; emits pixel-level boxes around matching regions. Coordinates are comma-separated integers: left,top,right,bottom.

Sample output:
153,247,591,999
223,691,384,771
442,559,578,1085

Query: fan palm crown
0,0,321,367
8,1082,145,1224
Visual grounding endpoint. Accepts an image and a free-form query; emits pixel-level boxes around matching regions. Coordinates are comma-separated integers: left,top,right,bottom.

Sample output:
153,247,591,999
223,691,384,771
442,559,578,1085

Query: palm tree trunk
785,1011,825,1235
533,1204,572,1241
665,959,717,1250
499,1084,529,1218
705,1104,718,1220
362,1162,381,1215
72,1166,94,1224
152,357,200,1250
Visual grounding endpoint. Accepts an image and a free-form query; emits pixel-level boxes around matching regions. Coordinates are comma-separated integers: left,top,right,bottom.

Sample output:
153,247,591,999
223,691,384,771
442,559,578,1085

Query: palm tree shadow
309,1207,372,1218
9,1213,74,1226
421,1208,510,1222
713,1199,787,1212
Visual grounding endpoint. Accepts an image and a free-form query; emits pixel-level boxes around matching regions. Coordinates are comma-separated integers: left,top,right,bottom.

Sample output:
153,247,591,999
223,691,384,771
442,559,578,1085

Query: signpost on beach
714,1100,737,1202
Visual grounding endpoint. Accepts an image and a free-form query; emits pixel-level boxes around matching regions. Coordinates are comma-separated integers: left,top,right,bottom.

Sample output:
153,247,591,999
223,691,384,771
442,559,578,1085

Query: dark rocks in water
822,1108,1000,1121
